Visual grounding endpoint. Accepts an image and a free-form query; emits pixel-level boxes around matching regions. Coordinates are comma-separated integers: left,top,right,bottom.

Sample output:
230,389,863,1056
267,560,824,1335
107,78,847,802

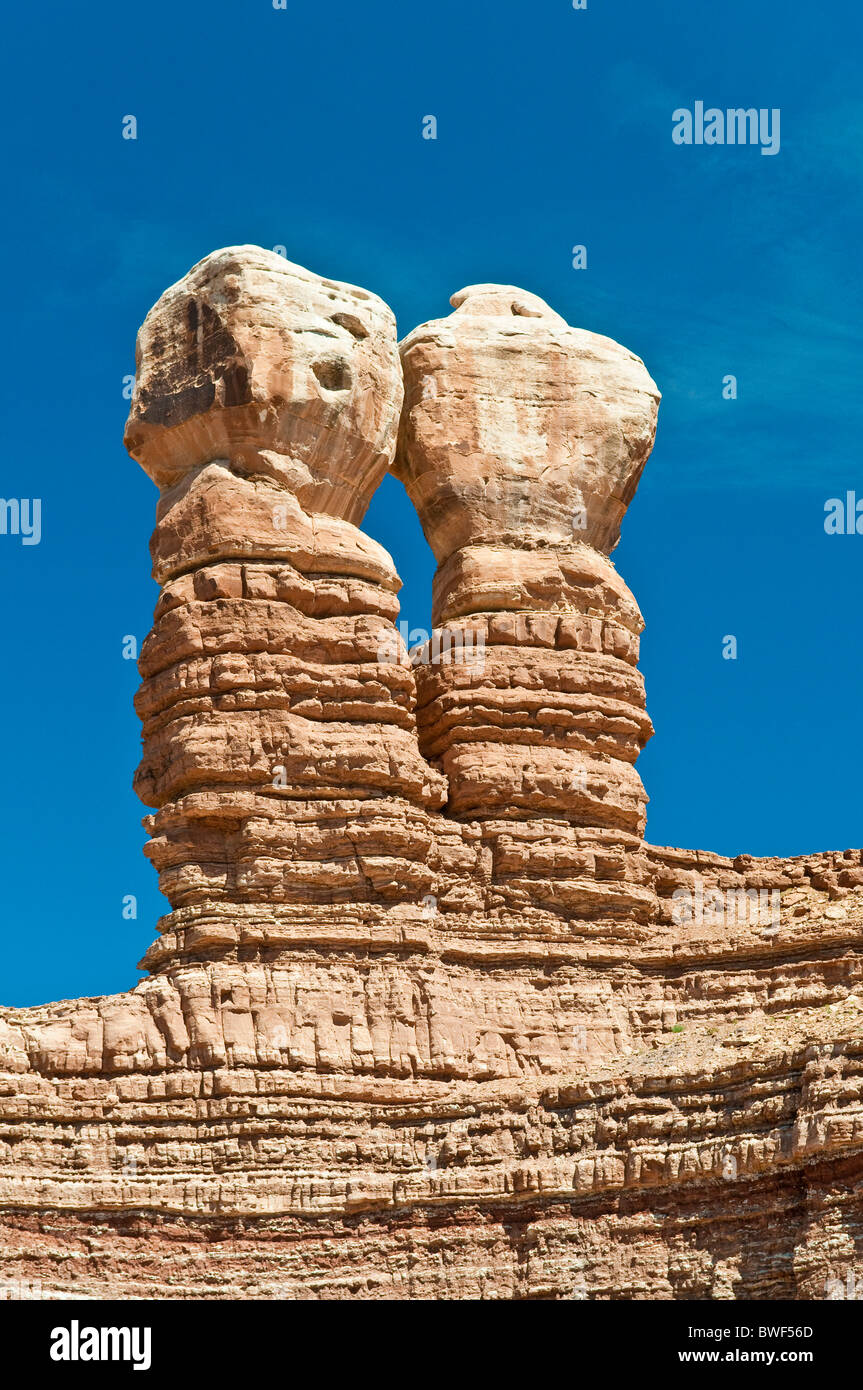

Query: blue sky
1,0,860,1005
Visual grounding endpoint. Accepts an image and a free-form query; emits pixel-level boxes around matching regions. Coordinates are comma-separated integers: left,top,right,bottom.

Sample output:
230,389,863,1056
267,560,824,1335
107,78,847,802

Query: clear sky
1,0,860,1005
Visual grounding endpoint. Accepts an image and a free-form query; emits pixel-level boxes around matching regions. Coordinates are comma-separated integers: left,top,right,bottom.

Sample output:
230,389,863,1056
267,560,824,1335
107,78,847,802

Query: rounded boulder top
395,282,661,559
124,245,403,522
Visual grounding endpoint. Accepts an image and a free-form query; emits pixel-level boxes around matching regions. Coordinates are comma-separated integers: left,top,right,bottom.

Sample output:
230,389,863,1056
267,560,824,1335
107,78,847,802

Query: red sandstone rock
0,252,861,1301
127,248,446,929
394,282,658,856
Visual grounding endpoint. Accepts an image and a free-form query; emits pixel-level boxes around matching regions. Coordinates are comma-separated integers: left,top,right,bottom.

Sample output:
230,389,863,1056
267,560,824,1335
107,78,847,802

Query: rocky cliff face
1,248,862,1301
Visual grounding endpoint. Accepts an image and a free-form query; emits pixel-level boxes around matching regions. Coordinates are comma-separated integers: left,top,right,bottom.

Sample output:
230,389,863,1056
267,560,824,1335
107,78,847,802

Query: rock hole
312,358,352,392
329,311,368,340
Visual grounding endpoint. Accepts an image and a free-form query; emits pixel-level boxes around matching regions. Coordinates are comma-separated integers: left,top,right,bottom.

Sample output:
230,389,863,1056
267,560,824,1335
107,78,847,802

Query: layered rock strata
395,284,660,928
0,249,861,1301
125,247,446,964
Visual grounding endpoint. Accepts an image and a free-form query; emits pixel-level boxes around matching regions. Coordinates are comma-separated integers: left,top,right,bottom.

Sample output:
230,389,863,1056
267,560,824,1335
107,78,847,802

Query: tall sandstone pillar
395,284,661,920
124,246,446,969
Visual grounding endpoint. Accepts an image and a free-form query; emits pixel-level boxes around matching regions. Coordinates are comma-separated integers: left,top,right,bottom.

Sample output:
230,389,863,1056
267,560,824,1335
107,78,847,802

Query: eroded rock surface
395,282,659,858
128,247,445,946
1,250,861,1301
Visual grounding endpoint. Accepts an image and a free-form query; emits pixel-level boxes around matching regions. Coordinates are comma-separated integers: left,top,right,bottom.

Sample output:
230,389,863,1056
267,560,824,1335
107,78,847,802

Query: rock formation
1,247,862,1301
395,283,658,924
125,246,446,962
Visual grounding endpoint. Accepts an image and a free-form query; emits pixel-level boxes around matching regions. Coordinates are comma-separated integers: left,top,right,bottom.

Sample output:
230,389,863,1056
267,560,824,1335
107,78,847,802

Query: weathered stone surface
0,253,861,1302
394,284,658,846
126,248,445,929
125,245,402,518
395,282,659,559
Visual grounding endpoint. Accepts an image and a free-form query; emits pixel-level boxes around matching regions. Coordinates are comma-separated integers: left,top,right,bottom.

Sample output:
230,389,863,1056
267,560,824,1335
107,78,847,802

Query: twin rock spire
124,245,660,969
